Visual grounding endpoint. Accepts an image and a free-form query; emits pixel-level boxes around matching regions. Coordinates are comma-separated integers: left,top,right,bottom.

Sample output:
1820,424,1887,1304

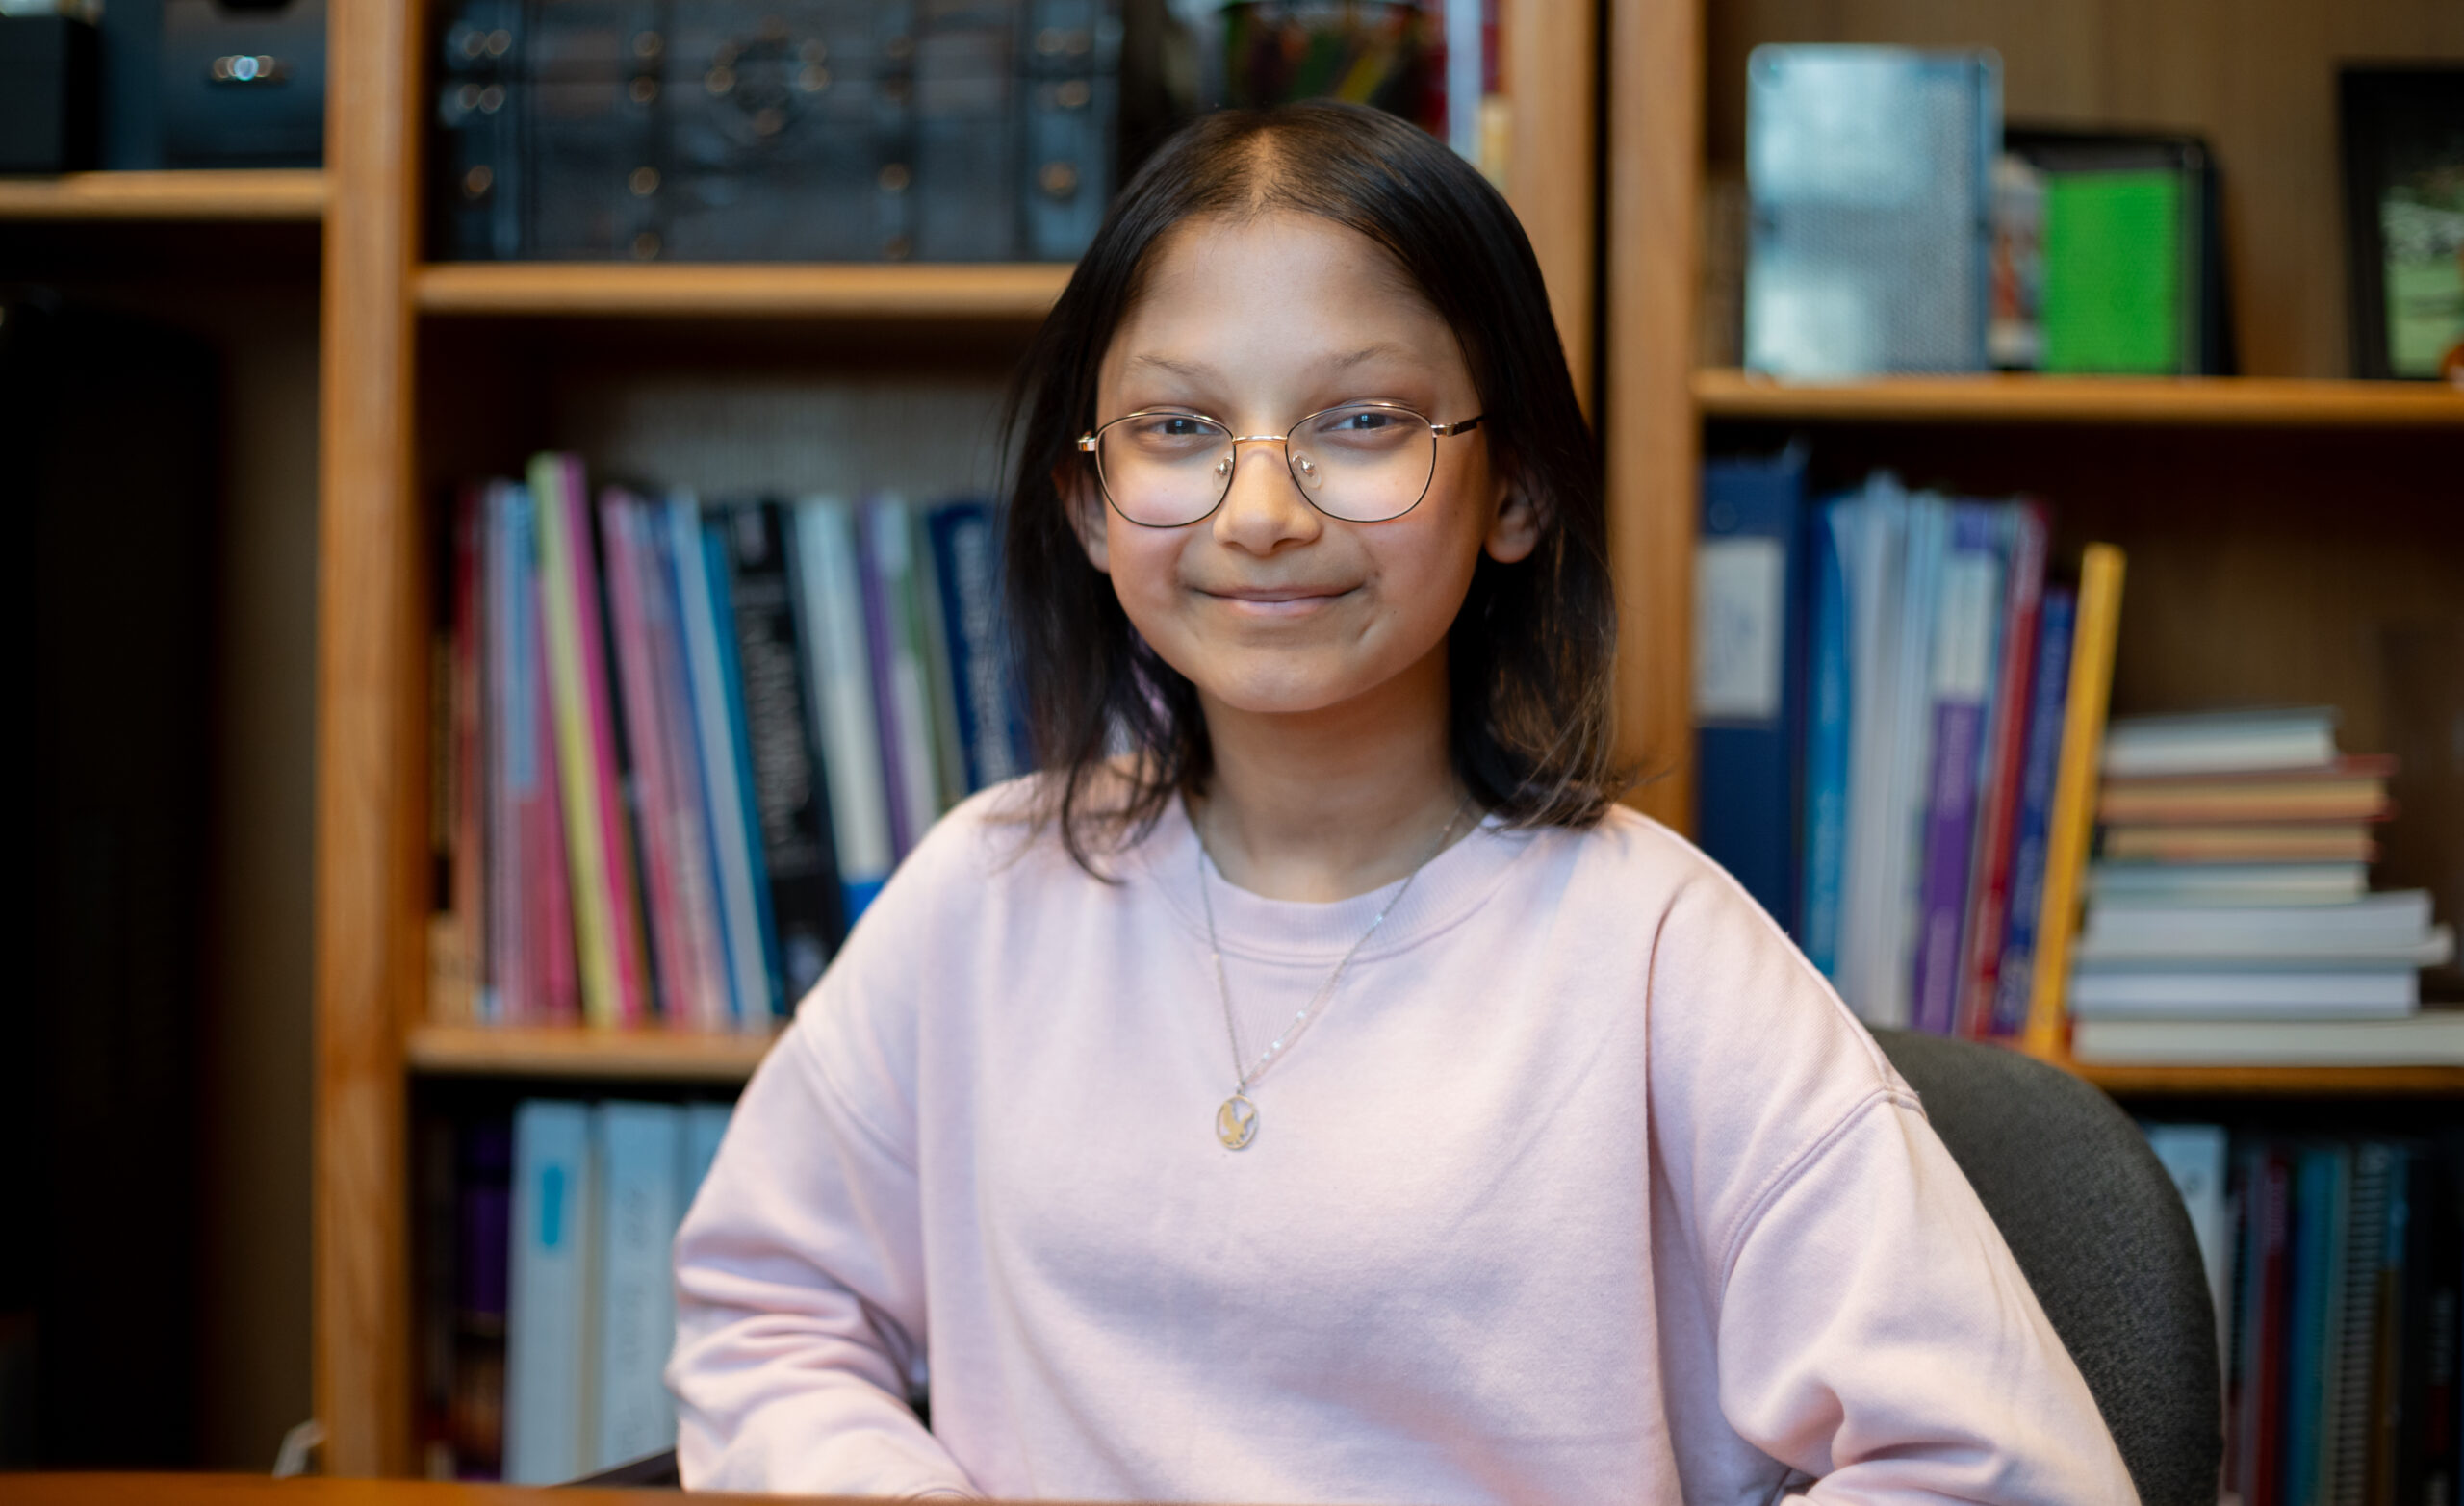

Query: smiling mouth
1200,584,1355,615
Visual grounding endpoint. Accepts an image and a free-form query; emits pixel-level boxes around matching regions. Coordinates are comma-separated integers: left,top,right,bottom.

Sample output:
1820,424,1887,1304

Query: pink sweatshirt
669,789,2137,1503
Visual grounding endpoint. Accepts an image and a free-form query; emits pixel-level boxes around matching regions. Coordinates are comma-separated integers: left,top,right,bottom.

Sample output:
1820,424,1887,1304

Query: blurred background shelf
2029,1051,2464,1097
0,169,326,221
404,1023,781,1083
412,261,1075,319
1692,370,2464,427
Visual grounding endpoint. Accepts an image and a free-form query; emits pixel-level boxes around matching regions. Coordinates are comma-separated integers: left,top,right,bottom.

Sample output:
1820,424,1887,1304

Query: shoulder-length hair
1003,100,1621,875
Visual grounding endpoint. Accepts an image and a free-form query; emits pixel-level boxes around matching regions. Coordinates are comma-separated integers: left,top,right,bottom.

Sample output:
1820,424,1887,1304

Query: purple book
856,499,913,856
1910,504,2006,1034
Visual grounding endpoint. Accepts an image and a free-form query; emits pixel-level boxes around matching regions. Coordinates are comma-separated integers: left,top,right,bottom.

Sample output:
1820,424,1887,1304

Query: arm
667,1007,977,1498
1712,1097,2139,1504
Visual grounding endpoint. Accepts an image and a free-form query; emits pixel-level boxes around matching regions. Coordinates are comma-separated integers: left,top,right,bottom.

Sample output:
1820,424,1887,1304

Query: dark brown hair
1002,101,1620,874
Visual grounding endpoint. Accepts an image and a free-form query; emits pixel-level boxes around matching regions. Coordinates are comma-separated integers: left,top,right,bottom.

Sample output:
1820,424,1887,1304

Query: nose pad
1214,456,1232,480
1295,453,1320,486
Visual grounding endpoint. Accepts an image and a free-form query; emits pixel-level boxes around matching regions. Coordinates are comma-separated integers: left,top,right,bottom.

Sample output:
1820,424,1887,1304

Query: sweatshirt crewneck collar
1131,794,1545,966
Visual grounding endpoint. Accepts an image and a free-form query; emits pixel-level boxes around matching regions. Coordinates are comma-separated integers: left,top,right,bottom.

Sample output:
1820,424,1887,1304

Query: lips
1199,582,1356,616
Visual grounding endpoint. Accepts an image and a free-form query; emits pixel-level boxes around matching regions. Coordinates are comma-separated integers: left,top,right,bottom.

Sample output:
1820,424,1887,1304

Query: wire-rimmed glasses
1075,401,1484,527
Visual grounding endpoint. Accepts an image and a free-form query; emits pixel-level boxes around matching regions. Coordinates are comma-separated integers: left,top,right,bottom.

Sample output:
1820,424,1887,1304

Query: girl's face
1071,211,1538,722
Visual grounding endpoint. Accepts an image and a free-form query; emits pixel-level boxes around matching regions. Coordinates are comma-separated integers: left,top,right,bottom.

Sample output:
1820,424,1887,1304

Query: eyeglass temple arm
1435,416,1483,437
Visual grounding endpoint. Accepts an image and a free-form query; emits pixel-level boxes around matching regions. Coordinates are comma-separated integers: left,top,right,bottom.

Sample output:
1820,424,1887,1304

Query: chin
1184,653,1387,718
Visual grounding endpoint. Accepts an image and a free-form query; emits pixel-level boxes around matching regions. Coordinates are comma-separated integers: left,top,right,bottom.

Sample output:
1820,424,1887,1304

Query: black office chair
1869,1027,2222,1506
578,1034,2222,1502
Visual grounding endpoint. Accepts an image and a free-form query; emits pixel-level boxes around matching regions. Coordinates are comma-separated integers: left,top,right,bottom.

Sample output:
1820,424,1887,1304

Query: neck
1191,645,1471,903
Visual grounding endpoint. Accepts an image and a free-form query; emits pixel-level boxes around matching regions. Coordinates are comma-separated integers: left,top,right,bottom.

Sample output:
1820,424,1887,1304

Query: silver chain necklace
1195,795,1474,1150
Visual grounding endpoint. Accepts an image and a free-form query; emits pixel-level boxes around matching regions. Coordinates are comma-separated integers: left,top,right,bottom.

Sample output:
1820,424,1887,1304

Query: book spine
1953,501,2047,1037
596,493,694,1025
704,514,783,1018
1910,504,2003,1034
1693,452,1808,938
486,484,523,1022
2257,1150,2292,1506
588,1102,682,1472
2334,1143,2393,1506
2228,1146,2269,1503
789,498,895,918
637,508,734,1031
682,1101,732,1201
2021,542,2125,1054
503,1099,592,1485
444,483,486,1024
530,567,580,1024
1799,499,1851,978
1989,586,2075,1036
528,454,648,1027
857,499,915,857
929,499,1026,791
719,500,848,1008
909,504,971,813
666,495,770,1025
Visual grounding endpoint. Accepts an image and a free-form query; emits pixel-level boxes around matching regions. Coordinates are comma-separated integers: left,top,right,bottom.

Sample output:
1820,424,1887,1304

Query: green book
2042,169,2185,374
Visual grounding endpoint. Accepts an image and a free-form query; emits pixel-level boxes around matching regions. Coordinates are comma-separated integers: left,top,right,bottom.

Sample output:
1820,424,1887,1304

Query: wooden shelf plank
404,1022,780,1083
413,261,1074,319
1693,369,2464,428
2021,1046,2464,1097
0,169,326,221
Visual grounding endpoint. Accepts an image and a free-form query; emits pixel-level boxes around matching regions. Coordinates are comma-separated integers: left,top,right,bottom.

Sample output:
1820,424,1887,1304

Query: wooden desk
1,1477,857,1505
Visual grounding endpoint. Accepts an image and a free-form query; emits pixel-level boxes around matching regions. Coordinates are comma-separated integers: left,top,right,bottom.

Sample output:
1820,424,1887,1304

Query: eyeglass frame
1073,400,1486,528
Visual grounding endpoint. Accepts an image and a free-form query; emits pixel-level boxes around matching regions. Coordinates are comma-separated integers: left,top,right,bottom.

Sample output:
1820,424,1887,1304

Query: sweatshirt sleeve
1640,833,2138,1504
666,858,979,1499
1713,1097,2140,1504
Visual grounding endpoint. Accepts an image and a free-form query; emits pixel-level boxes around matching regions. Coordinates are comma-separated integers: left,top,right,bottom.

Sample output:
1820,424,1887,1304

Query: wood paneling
0,169,326,220
406,1024,778,1082
1605,0,1705,830
313,0,423,1476
1703,0,2464,378
1505,0,1598,407
414,261,1072,319
1694,370,2464,426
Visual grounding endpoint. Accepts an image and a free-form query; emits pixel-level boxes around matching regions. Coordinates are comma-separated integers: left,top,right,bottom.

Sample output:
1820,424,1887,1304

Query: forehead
1105,211,1461,377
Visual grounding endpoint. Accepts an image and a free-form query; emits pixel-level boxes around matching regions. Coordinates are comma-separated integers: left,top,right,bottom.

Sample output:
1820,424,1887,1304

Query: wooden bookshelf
1692,370,2464,428
311,0,1602,1475
0,169,326,221
413,261,1073,320
404,1023,779,1083
2029,1051,2464,1099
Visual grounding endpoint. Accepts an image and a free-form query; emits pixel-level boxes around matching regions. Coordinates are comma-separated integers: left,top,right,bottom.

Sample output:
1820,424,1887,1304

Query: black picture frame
2338,64,2464,382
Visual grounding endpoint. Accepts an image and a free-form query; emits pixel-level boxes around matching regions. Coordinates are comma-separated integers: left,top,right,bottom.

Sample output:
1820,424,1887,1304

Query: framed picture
2339,64,2464,382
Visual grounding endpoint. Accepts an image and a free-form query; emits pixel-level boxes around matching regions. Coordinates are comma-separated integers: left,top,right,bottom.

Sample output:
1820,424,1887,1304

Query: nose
1210,435,1321,553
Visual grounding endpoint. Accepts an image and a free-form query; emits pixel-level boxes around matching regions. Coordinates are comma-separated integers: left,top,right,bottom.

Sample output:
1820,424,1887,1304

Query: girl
669,103,2134,1504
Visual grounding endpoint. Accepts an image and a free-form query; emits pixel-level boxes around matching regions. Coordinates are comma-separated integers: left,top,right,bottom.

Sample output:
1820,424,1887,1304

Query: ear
1058,460,1112,574
1483,475,1542,566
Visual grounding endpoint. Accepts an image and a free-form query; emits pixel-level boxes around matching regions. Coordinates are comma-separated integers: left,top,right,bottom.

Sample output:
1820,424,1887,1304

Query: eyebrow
1122,343,1421,382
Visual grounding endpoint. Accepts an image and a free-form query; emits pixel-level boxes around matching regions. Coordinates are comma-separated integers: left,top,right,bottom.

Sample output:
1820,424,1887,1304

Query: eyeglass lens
1095,404,1438,526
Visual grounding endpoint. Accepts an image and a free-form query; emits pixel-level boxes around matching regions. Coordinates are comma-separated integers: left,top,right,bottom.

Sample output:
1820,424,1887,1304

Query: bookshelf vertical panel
1503,0,1598,406
312,0,424,1476
1604,0,1704,831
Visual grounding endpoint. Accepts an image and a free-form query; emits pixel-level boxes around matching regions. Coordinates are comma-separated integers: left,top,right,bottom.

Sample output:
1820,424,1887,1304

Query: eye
1324,407,1403,433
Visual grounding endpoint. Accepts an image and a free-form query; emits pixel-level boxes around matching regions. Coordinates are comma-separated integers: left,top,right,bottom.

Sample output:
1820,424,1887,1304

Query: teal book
505,1100,594,1485
590,1102,684,1473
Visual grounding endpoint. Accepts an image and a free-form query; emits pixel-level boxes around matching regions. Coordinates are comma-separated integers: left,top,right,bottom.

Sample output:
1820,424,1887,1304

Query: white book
667,493,772,1022
2101,707,2339,779
2142,1123,2231,1371
1444,0,1482,158
2089,861,2369,906
2075,924,2451,970
2083,890,2433,949
864,496,943,856
2071,1014,2464,1065
505,1100,595,1485
1872,489,1947,1028
590,1102,683,1474
683,1101,733,1208
790,498,894,895
2069,966,2419,1016
1836,481,1910,1024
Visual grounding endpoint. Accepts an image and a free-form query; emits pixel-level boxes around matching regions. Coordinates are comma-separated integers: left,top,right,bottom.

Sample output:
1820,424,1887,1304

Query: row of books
1693,453,2123,1041
2149,1124,2462,1506
429,453,1028,1030
2071,708,2457,1067
418,1099,734,1484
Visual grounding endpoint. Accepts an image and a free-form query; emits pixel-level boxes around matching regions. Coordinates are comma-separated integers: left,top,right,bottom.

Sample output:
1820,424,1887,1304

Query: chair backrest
1869,1028,2221,1506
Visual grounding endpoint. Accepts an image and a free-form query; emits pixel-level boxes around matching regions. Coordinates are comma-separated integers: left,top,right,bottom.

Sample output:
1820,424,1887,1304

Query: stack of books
430,453,1030,1034
2145,1123,2461,1505
418,1099,735,1483
1694,454,2127,1043
2069,709,2458,1066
